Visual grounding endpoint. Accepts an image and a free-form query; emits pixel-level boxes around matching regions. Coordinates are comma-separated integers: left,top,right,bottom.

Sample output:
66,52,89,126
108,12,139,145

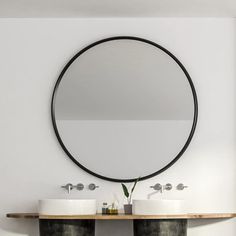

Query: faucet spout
61,183,74,194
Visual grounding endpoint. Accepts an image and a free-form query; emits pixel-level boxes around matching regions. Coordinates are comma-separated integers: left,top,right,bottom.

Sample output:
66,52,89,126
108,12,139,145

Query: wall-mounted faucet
150,183,172,193
61,183,74,194
61,183,99,193
61,183,85,193
150,183,188,193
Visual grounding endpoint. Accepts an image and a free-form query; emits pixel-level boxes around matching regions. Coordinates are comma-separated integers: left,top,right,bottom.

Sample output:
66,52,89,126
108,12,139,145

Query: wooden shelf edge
6,213,236,220
6,213,39,219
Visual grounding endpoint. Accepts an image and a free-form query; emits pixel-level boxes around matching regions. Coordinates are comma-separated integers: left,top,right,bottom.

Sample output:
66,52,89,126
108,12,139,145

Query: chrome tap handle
177,183,188,190
61,183,74,194
164,183,172,191
88,183,99,191
150,183,163,192
75,183,84,191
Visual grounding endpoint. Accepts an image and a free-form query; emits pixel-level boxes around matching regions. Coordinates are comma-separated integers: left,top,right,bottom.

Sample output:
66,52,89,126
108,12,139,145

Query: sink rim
38,199,97,215
133,199,184,202
39,199,96,202
133,199,186,215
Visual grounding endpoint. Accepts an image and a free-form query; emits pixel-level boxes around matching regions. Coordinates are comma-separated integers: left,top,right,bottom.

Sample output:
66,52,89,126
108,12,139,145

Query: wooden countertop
6,213,236,220
7,213,39,219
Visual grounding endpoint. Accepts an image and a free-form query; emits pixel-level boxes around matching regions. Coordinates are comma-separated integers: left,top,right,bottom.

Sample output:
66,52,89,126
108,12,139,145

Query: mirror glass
52,37,197,182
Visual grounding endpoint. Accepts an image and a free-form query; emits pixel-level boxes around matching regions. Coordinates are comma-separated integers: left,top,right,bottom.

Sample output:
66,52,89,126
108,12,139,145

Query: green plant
121,178,139,205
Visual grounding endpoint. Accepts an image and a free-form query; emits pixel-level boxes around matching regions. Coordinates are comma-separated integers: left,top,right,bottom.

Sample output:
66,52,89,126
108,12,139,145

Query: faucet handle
177,183,188,190
88,183,99,191
164,183,172,191
61,183,74,194
150,183,163,192
75,183,84,191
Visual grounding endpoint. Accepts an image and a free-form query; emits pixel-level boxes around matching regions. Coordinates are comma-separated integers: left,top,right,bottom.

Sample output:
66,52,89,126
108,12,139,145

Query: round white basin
133,199,185,215
38,199,97,215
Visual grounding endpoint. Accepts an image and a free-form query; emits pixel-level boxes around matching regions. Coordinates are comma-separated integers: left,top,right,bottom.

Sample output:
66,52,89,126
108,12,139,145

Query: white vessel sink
133,199,185,215
38,199,97,215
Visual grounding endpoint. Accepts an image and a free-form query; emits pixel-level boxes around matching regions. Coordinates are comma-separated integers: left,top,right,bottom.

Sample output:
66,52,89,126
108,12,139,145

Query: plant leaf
131,177,139,194
121,183,129,198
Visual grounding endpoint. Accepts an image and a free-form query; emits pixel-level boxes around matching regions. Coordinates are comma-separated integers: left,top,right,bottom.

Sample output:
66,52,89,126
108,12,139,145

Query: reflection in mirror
52,37,198,182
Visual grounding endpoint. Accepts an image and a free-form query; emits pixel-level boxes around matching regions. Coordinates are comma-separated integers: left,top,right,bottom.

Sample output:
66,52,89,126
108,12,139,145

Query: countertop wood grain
6,213,236,220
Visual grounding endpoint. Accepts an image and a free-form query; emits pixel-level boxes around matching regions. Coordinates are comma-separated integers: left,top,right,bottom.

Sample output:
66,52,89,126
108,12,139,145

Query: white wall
0,18,235,236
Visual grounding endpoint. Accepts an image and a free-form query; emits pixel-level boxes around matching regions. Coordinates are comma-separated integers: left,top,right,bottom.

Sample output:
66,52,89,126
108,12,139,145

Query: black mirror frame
51,36,198,183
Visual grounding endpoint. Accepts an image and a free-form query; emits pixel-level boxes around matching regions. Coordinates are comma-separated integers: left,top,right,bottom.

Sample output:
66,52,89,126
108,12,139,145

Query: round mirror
52,36,198,182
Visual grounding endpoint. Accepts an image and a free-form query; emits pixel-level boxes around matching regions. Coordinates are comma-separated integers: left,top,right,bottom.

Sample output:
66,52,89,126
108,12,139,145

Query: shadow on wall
96,218,233,236
96,221,133,236
0,217,38,236
188,218,231,228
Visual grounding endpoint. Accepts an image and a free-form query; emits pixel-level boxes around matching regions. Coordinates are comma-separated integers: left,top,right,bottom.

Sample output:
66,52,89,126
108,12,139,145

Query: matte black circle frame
51,36,198,183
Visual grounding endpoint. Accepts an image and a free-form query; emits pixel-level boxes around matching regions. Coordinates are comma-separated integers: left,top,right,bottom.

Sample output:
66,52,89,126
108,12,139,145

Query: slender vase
124,204,132,214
